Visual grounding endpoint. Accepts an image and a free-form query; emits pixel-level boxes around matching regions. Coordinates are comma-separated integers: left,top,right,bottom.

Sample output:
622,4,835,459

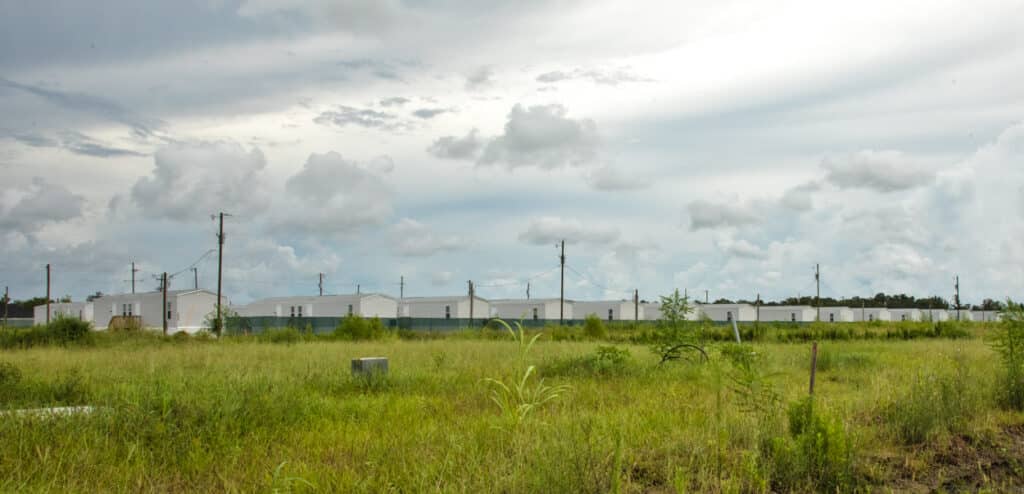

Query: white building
699,303,757,322
641,301,703,321
574,300,641,322
401,296,490,320
819,307,855,323
888,308,923,322
236,294,397,319
489,298,573,321
852,307,892,322
971,310,1002,322
759,305,817,322
92,290,226,333
33,302,93,326
921,309,950,322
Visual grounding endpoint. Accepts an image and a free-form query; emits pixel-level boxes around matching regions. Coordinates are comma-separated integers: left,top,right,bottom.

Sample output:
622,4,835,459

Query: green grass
0,326,1021,492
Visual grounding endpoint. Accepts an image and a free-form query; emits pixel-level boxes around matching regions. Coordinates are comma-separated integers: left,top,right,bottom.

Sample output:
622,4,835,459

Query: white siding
700,304,757,322
174,291,224,334
852,308,891,322
574,301,638,321
888,309,923,322
758,306,816,322
819,307,855,323
33,302,92,326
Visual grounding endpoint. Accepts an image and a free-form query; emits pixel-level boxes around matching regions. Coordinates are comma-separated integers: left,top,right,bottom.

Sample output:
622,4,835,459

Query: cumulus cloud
130,141,270,221
277,151,393,234
379,97,410,107
586,165,650,190
687,199,762,231
715,235,767,259
518,217,619,245
0,177,85,234
465,66,494,90
389,218,466,257
780,181,820,211
427,129,484,160
479,104,600,169
822,150,936,192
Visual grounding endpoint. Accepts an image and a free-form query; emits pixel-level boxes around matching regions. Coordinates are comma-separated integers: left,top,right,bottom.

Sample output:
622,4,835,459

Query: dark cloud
313,105,409,131
479,104,600,169
0,77,161,138
687,199,762,231
6,130,147,157
427,129,483,160
518,217,619,245
411,107,452,119
379,97,410,107
535,67,652,85
823,150,935,192
465,66,494,90
0,177,85,234
130,141,270,221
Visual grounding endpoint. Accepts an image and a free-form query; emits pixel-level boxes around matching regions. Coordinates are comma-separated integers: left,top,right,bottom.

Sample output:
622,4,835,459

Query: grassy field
1,324,1023,493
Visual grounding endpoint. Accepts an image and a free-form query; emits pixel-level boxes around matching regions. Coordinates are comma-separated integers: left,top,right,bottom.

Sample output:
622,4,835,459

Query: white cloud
130,141,270,221
389,218,466,257
0,177,85,235
427,129,484,160
687,199,762,231
822,150,936,192
478,104,600,169
586,165,650,190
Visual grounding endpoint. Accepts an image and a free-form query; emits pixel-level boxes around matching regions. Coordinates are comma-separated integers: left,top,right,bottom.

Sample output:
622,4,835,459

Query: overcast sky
2,0,1023,306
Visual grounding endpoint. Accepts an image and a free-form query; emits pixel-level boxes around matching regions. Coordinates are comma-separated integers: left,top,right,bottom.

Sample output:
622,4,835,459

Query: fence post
809,341,818,395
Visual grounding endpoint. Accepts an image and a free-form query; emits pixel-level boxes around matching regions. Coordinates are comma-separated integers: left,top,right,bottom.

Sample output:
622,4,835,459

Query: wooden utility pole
400,276,404,299
357,284,360,295
162,272,168,336
809,342,819,395
526,282,530,300
131,261,139,294
559,240,565,325
634,289,639,326
216,212,227,336
45,262,51,323
815,263,821,322
192,267,198,290
705,290,709,304
467,280,475,328
319,273,324,296
756,293,761,326
954,275,961,321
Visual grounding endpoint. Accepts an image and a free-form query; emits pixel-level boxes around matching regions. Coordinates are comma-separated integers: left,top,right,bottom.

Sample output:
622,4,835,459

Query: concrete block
352,357,388,375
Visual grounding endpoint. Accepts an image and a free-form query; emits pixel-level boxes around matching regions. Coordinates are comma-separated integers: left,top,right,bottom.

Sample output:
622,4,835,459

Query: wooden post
46,263,51,324
162,272,168,336
809,341,818,395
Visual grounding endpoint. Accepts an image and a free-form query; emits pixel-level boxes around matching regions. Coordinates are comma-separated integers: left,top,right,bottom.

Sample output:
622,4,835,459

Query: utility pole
756,293,761,326
814,263,821,322
526,282,530,300
162,272,168,336
634,289,639,326
192,267,198,290
862,300,866,321
46,262,50,323
357,284,361,295
131,261,139,294
468,280,475,329
215,212,229,337
400,276,404,299
3,286,8,329
319,273,324,296
559,240,565,325
705,290,709,304
954,275,961,321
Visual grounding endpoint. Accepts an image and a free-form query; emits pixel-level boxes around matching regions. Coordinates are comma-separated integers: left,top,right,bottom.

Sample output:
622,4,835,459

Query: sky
1,0,1023,306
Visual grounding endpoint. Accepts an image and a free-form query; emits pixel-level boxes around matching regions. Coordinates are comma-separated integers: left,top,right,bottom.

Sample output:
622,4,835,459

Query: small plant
991,300,1024,410
0,361,22,387
259,327,304,344
540,345,633,378
884,360,980,444
583,314,608,340
483,319,570,431
651,289,707,364
762,397,856,492
334,315,391,341
47,316,92,343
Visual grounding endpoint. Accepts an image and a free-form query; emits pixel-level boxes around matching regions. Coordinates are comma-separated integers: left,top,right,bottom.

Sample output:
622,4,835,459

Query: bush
0,316,93,349
540,345,632,378
334,315,391,341
0,362,22,387
259,327,304,344
762,398,856,492
883,361,982,444
582,314,608,340
990,300,1024,410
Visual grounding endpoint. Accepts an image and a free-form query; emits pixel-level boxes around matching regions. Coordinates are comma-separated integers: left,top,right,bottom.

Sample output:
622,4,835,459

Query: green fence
1,318,34,328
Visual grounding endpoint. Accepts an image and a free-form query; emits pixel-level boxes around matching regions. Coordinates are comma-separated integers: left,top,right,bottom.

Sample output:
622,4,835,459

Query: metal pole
559,240,565,325
216,212,224,336
46,263,51,324
162,272,168,336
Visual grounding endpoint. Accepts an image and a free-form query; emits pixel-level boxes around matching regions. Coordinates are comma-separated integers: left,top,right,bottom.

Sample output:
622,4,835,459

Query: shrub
540,345,632,378
762,398,856,492
582,314,608,340
0,362,22,387
990,300,1024,410
334,315,391,341
883,360,981,444
259,327,304,344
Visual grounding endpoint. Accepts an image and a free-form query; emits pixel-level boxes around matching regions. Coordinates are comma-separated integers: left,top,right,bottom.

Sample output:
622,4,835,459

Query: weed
540,345,633,378
762,397,856,492
583,314,608,340
884,359,982,444
334,315,392,341
991,301,1024,410
0,362,21,387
